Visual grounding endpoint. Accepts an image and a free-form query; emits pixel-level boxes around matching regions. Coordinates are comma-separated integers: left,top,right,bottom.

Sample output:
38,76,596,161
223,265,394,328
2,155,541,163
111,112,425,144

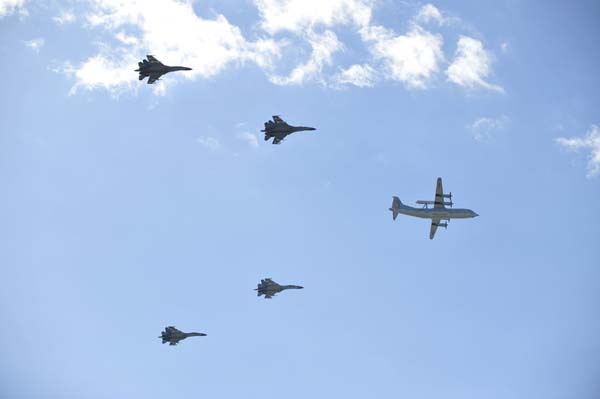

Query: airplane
389,177,478,239
159,326,206,346
135,55,192,84
254,278,303,299
261,115,316,144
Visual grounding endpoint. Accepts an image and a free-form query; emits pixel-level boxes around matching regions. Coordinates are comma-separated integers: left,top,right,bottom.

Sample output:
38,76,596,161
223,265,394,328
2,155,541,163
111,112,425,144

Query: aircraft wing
434,177,445,208
429,219,439,239
147,73,162,84
272,137,283,145
272,115,284,123
166,326,182,334
146,55,160,63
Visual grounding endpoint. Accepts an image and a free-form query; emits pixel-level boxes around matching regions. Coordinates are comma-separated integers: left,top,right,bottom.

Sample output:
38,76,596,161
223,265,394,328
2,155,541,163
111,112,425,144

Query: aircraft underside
400,209,474,219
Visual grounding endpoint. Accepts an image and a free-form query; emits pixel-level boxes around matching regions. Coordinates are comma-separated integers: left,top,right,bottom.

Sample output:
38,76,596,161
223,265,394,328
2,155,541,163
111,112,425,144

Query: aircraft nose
473,212,479,217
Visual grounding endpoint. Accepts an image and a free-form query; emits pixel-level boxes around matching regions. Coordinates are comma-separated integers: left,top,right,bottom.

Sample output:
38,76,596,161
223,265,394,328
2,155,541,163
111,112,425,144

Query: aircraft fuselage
136,64,192,75
396,205,478,220
262,125,315,134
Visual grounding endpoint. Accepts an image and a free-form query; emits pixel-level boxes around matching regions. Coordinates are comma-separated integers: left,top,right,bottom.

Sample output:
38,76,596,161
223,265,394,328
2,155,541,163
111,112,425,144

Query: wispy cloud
23,37,44,53
362,24,444,89
60,49,140,96
414,4,446,25
269,30,343,85
61,0,281,95
236,132,259,148
0,0,28,18
446,36,503,92
255,0,373,35
53,1,502,95
335,64,376,87
468,115,509,142
555,125,600,178
53,9,75,25
196,136,221,152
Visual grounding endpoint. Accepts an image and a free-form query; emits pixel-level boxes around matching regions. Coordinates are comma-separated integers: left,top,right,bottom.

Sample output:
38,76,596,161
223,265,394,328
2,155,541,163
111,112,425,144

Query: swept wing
147,73,163,84
166,326,182,334
146,55,161,64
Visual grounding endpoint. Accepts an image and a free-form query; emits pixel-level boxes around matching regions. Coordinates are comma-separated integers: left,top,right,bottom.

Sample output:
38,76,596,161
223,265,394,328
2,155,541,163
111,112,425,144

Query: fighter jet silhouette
135,55,192,84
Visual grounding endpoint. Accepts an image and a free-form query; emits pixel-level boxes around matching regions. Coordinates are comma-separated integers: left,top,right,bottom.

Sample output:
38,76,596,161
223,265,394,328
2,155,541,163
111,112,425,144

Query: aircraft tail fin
390,196,402,220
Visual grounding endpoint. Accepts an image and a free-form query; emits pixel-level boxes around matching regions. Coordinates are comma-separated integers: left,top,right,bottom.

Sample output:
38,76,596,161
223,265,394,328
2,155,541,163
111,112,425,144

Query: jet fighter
159,326,206,346
389,177,478,239
255,278,303,299
261,116,316,144
135,55,192,84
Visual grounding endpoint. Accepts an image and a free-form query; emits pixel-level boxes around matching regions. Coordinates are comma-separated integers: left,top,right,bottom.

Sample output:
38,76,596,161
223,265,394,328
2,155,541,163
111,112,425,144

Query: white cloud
256,1,446,89
254,0,369,86
55,0,503,95
114,31,138,45
468,115,509,142
362,25,444,89
555,125,600,178
60,49,140,96
0,0,27,18
269,30,343,85
335,64,376,87
414,4,445,25
446,36,503,92
237,132,259,148
196,136,220,152
254,0,373,34
500,41,509,53
62,0,281,95
24,37,44,53
53,10,75,25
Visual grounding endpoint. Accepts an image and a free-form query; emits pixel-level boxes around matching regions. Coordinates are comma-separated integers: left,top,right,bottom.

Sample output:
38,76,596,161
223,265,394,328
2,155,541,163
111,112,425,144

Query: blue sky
1,1,599,398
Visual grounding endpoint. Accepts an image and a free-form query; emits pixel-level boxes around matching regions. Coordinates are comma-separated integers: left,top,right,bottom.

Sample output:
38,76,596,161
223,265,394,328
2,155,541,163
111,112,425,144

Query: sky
1,0,600,398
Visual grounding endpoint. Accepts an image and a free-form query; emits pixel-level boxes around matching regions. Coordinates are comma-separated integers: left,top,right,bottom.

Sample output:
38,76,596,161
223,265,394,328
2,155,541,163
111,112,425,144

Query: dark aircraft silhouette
135,55,192,84
261,115,316,144
159,326,206,346
255,278,304,299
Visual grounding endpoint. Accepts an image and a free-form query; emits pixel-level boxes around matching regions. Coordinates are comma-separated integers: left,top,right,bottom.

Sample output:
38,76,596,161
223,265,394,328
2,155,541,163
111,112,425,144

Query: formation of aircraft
135,55,192,84
160,279,304,346
138,55,480,346
389,177,478,239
